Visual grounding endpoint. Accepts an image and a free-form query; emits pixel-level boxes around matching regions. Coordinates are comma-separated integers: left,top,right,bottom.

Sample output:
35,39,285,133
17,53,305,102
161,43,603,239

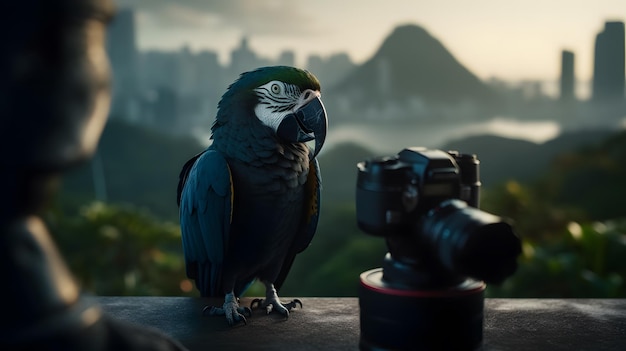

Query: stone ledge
96,297,626,350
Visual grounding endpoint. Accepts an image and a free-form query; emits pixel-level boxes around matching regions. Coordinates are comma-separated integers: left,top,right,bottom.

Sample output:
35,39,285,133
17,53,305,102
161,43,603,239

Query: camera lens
419,199,521,284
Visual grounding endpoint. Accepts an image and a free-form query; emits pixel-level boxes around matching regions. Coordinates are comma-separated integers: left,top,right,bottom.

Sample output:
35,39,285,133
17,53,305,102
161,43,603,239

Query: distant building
151,88,178,131
306,55,324,75
377,57,392,98
592,21,625,101
138,47,222,133
306,53,355,88
519,80,544,100
106,8,140,121
230,37,258,76
277,50,296,67
559,50,575,101
194,49,223,100
177,46,198,97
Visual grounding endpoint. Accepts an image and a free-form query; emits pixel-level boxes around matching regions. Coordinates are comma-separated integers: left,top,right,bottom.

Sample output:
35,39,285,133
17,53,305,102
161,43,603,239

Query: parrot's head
214,66,328,159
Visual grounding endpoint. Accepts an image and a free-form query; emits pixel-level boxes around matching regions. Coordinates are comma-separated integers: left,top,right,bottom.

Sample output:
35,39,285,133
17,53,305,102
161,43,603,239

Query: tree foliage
487,220,626,297
47,202,197,296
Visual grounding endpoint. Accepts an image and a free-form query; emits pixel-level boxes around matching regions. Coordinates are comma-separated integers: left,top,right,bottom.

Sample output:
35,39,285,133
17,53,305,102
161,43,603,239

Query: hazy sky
115,0,624,82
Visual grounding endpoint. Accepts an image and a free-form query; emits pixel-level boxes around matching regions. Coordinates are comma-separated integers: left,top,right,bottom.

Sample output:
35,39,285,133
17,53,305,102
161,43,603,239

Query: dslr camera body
356,147,521,351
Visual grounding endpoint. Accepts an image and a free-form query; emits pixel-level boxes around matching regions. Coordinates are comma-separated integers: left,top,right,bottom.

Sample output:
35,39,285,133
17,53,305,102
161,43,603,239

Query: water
323,117,561,154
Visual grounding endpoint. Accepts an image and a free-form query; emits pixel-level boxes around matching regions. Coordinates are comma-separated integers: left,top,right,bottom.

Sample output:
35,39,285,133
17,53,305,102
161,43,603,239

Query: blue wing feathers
179,151,321,295
179,149,232,296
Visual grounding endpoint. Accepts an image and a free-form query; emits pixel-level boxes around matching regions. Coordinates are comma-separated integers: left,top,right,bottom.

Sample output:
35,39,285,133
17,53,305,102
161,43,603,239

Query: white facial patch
254,81,301,131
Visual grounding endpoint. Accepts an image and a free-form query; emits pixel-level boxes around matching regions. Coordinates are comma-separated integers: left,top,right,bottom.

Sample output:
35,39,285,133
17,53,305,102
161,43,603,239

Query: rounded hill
334,24,499,105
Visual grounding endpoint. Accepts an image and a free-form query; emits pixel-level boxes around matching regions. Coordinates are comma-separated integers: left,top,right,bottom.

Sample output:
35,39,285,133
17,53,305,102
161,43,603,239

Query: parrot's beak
277,96,328,159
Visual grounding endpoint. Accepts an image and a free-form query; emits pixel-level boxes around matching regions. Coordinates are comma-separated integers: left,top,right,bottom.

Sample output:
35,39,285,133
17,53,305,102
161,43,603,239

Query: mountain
442,129,614,186
331,24,500,106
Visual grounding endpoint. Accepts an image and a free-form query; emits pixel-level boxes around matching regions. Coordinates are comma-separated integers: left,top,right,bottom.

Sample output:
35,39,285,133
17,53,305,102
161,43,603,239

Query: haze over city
116,0,624,82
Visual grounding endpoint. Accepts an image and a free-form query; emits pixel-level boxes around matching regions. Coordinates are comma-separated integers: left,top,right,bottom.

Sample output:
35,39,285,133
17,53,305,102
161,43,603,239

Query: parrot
176,66,327,326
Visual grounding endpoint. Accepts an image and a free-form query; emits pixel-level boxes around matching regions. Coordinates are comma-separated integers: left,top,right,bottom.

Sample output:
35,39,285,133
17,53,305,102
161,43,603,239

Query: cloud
115,0,318,36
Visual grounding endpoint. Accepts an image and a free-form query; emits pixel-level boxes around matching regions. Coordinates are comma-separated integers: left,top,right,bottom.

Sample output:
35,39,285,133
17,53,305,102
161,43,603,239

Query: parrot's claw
250,298,303,318
284,298,303,310
202,297,252,326
250,298,263,310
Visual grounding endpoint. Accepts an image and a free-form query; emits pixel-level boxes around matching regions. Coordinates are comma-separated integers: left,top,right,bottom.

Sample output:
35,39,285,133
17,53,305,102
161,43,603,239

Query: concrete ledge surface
96,297,626,350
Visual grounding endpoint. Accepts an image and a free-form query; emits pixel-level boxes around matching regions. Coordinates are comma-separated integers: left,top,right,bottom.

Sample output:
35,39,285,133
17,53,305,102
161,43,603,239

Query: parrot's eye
271,83,282,95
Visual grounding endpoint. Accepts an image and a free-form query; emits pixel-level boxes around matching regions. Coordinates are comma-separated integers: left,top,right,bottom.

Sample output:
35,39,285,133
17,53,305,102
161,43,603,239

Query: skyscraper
106,8,139,119
277,50,296,67
592,21,625,101
230,37,258,76
560,50,575,101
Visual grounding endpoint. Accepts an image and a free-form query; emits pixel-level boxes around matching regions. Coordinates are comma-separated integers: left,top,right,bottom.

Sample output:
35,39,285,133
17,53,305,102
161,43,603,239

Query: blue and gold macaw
177,66,327,325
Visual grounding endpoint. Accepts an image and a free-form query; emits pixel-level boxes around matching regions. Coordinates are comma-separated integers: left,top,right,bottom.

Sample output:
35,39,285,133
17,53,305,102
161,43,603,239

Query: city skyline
115,0,624,82
106,10,625,134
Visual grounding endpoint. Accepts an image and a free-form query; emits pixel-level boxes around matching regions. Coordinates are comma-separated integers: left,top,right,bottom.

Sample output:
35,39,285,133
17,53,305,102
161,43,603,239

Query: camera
356,147,522,351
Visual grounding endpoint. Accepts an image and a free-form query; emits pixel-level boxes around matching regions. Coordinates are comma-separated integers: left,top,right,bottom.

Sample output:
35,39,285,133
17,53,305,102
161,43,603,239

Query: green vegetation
487,218,626,297
51,120,626,297
48,202,197,296
480,130,626,297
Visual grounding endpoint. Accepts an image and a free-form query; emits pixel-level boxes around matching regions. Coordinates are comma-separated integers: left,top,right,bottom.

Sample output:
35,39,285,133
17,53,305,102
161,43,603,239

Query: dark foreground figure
0,1,186,349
